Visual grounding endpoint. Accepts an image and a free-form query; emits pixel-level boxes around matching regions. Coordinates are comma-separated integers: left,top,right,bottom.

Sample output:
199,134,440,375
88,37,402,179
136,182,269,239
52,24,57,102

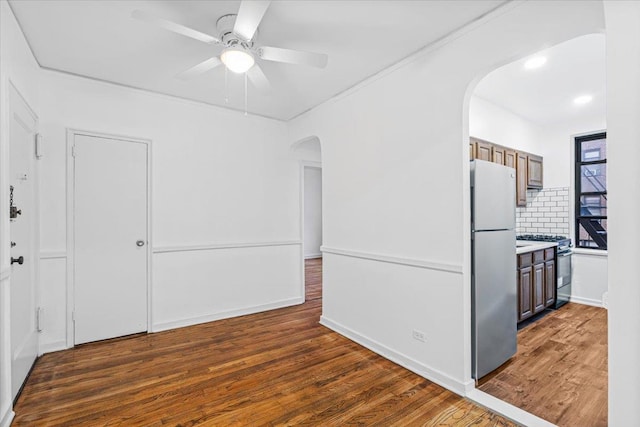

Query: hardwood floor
305,257,322,301
479,303,608,427
14,259,515,426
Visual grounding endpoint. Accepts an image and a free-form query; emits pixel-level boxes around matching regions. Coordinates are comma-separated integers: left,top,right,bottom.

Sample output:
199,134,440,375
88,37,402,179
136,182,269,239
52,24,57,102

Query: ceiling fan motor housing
217,14,256,49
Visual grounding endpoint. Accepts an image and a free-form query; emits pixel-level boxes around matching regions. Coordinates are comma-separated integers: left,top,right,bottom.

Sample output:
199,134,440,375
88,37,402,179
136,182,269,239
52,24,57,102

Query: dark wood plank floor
305,257,322,301
14,260,515,426
479,303,608,427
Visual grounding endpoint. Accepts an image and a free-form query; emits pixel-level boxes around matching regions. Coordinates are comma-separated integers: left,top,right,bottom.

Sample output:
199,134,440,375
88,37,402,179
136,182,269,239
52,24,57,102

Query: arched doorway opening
465,34,607,425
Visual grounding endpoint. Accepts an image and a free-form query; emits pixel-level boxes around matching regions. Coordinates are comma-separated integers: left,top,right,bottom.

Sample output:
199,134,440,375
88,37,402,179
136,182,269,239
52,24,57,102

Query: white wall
288,0,604,396
0,0,41,425
470,95,543,154
304,167,322,258
36,69,303,346
605,1,640,424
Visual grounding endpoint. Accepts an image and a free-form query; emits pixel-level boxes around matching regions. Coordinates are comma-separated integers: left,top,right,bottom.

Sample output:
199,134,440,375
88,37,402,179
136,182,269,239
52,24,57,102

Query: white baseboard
0,409,14,427
320,315,473,396
39,340,69,355
304,253,322,259
569,295,603,307
466,389,555,427
152,297,304,333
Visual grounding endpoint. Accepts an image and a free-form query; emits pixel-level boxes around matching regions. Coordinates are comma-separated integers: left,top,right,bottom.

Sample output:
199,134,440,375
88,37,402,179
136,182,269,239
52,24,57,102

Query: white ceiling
474,33,606,126
9,0,506,121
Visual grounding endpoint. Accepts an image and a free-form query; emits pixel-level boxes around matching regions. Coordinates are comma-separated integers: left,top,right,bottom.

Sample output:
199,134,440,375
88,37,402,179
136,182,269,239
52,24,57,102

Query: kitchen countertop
516,240,558,254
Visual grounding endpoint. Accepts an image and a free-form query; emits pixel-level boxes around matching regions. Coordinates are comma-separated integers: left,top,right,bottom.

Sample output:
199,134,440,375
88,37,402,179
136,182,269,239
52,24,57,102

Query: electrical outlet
412,329,425,342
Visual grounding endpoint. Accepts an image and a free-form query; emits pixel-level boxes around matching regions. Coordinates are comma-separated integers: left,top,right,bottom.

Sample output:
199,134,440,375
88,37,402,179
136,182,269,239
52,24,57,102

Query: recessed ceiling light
573,95,593,105
524,56,547,70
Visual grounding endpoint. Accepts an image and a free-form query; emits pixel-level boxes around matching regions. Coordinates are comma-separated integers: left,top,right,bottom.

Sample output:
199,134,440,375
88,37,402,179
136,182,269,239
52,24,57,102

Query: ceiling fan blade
258,46,328,69
132,10,220,44
233,1,271,41
247,64,271,93
176,57,222,80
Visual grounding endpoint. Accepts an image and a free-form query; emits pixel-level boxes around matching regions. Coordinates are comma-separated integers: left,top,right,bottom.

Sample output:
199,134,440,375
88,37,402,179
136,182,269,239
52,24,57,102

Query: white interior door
9,87,39,399
72,133,148,345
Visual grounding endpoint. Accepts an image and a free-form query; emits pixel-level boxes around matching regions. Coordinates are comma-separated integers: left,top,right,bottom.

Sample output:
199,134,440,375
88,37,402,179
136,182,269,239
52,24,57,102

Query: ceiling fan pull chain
244,72,248,116
224,67,229,104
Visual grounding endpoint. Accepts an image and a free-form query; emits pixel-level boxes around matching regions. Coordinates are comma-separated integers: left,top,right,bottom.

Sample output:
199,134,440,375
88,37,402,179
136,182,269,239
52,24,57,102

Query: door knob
136,240,145,247
11,256,24,265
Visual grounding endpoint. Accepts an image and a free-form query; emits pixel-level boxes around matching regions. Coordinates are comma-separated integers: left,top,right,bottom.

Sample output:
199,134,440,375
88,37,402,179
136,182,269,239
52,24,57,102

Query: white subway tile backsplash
516,187,570,236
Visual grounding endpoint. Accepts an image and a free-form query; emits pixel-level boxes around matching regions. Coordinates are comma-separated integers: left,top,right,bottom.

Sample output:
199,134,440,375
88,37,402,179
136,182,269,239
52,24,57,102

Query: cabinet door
533,263,545,314
505,149,516,169
527,154,543,188
516,152,528,207
492,146,505,165
473,139,493,161
518,266,533,321
544,260,556,307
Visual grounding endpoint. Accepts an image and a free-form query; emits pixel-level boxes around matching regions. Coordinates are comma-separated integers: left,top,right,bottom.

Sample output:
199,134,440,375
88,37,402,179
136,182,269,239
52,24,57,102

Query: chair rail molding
321,246,463,274
152,240,301,254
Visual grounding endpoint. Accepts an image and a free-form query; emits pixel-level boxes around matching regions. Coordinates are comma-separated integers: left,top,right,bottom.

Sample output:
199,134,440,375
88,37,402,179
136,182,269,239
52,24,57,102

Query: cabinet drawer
545,248,555,261
518,252,532,268
533,250,545,265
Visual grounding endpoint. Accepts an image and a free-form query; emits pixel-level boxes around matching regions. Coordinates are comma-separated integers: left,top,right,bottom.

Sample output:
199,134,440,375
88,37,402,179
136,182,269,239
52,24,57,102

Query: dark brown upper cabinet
527,154,543,188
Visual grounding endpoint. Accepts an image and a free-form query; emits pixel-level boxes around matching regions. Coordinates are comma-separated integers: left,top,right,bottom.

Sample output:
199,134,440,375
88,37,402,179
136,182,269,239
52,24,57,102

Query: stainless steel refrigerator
471,160,517,380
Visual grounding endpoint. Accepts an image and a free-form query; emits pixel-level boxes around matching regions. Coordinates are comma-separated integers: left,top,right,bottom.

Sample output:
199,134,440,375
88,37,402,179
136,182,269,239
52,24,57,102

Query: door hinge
71,145,77,157
36,307,43,332
72,310,75,323
35,133,43,159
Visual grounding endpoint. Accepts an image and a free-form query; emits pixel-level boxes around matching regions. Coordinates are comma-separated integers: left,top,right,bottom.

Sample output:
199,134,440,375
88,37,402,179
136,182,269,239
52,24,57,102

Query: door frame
65,129,152,347
299,160,322,300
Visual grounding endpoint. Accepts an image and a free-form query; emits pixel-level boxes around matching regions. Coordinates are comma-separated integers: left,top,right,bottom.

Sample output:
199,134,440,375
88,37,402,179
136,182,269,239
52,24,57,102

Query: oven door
556,251,572,308
557,251,572,287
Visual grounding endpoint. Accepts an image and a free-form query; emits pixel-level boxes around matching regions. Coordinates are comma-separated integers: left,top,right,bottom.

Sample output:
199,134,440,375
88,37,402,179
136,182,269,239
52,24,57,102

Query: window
575,132,607,249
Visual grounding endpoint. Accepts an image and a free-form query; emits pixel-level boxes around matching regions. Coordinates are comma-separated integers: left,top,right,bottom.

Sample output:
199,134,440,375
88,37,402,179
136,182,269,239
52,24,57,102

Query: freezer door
472,229,517,379
471,160,516,231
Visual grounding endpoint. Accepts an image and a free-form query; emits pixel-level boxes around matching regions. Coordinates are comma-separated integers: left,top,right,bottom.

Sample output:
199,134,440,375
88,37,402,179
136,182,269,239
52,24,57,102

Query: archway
464,34,607,425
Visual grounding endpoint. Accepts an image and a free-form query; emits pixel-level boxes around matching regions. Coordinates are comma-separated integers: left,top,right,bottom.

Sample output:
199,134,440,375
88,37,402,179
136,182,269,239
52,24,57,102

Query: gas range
516,234,572,254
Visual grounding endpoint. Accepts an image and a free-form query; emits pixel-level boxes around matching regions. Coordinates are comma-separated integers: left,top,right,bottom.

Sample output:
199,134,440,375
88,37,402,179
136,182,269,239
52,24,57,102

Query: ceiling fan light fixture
221,47,255,73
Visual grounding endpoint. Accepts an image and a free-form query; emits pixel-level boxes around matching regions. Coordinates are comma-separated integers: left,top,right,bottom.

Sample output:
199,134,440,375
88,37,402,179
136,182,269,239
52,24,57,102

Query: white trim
153,240,301,254
304,253,322,260
39,251,67,260
41,67,285,123
0,409,15,427
66,129,153,348
38,340,68,355
320,315,473,396
569,295,603,308
0,267,9,282
466,389,556,427
321,246,463,274
572,248,608,257
152,297,304,333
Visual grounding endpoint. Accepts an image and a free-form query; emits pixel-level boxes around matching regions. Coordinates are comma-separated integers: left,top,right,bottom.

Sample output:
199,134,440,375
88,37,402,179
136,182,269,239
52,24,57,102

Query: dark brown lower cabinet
517,248,557,322
533,263,545,313
518,266,533,321
544,260,556,307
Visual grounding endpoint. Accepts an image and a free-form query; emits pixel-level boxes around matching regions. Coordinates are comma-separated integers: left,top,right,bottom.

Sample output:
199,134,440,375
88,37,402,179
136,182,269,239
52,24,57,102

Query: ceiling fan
132,1,328,92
